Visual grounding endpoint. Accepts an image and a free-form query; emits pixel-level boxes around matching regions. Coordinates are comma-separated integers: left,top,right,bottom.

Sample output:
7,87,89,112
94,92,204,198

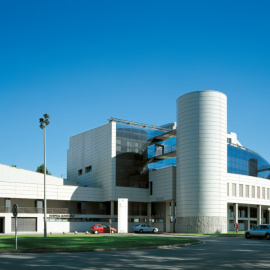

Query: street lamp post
39,114,50,238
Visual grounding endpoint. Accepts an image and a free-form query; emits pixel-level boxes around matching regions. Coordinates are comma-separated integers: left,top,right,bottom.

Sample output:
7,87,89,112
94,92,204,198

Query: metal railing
0,207,110,215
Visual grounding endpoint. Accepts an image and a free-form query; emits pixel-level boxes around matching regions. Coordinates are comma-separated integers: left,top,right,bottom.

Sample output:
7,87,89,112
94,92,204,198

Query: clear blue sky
0,0,269,177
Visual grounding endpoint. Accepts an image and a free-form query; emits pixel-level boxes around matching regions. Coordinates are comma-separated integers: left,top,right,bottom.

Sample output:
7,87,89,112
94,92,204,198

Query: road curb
163,233,245,238
0,240,203,254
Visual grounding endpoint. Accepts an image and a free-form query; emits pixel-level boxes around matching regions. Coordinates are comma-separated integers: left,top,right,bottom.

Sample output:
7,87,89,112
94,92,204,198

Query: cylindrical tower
176,90,227,233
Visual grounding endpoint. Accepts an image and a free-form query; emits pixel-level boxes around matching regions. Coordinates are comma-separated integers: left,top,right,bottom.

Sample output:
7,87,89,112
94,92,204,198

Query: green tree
36,164,51,175
11,165,17,167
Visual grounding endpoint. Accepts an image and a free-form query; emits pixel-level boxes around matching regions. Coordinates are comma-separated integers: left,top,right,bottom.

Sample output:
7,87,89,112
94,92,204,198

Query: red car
90,224,117,234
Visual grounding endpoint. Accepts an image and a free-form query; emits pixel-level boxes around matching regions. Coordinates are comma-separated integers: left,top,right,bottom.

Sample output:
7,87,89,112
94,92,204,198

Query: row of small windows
78,166,92,176
227,183,270,199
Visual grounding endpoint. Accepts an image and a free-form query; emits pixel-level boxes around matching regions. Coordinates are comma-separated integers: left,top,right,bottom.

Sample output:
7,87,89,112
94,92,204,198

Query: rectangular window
150,182,153,195
232,183,236,196
85,166,92,173
250,207,257,218
227,183,229,196
262,187,265,199
238,206,247,218
257,187,260,199
252,186,255,198
268,188,270,200
246,185,249,198
229,205,234,218
78,169,82,176
239,184,243,197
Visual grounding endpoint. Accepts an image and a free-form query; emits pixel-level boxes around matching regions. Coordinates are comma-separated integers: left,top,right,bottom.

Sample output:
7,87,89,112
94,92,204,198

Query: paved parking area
0,235,269,269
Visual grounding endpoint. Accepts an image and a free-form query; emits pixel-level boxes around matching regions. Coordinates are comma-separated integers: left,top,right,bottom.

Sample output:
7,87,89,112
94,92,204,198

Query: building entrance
0,218,4,233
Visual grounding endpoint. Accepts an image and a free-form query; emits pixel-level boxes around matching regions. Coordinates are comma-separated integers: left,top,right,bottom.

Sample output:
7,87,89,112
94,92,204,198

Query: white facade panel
67,122,114,201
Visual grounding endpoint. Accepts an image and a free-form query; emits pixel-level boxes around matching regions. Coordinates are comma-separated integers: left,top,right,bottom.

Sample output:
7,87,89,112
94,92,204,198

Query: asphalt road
0,235,270,270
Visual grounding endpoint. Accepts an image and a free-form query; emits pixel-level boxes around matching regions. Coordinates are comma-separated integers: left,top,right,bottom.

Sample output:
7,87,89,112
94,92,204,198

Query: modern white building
0,90,270,234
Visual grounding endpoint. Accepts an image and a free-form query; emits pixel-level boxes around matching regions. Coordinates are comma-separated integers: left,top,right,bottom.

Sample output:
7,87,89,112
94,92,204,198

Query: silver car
132,224,158,233
245,224,270,240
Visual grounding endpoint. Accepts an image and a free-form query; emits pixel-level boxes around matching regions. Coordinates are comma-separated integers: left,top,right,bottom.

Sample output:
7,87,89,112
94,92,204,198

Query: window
257,187,260,199
232,184,236,196
150,182,153,195
238,206,247,218
85,166,92,173
250,207,257,218
262,187,265,199
246,185,249,197
229,205,234,218
239,184,243,197
78,169,82,176
128,218,140,222
252,186,255,198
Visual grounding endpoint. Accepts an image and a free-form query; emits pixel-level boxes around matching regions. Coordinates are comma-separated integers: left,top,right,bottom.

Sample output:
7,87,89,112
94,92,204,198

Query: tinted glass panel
227,145,270,179
116,123,176,188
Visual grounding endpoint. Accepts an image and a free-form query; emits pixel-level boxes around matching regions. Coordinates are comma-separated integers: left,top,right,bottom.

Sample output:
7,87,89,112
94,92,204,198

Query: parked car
245,224,270,240
132,224,158,233
90,224,117,234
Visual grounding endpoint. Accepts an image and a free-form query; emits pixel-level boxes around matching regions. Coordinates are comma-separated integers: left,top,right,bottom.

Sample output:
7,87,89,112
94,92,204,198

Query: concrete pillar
36,200,43,214
234,203,238,224
4,199,11,213
147,202,151,225
165,201,170,232
171,200,176,233
257,205,261,225
5,215,12,234
176,90,227,233
248,206,250,230
110,201,114,217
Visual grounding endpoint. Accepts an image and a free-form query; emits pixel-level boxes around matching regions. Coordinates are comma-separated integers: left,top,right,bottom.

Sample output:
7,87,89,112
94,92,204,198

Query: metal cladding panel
11,217,37,232
176,91,227,218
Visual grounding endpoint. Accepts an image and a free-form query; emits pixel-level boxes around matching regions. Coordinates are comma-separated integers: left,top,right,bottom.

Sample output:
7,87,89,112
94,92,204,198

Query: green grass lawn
0,234,199,251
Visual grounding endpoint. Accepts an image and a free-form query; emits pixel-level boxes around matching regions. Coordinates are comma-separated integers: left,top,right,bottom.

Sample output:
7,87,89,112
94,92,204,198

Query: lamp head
39,118,45,123
43,114,50,119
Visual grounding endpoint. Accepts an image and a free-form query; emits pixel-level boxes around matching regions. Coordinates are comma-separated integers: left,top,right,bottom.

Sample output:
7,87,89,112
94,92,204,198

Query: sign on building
118,198,128,233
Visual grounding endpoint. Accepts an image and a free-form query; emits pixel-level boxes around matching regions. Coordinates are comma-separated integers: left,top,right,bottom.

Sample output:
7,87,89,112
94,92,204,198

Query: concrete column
4,199,11,213
165,201,170,232
171,200,176,233
257,205,261,225
110,201,114,217
5,215,12,234
234,203,238,224
248,206,250,230
147,202,151,225
36,200,43,214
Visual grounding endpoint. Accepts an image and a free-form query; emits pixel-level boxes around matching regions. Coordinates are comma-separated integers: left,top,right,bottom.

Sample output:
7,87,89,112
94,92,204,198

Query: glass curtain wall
228,145,270,179
116,123,176,188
